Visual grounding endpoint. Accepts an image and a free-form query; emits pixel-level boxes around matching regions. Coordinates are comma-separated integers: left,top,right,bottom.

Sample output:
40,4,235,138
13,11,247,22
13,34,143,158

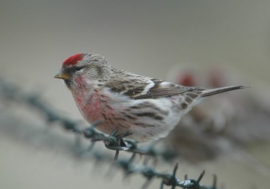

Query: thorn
110,129,118,137
114,150,119,161
104,164,115,180
88,142,95,152
212,174,217,188
173,162,178,176
195,170,205,186
129,153,136,163
160,180,164,189
91,120,103,128
74,134,81,147
122,173,131,184
152,157,158,167
143,156,151,165
141,179,153,189
116,131,132,139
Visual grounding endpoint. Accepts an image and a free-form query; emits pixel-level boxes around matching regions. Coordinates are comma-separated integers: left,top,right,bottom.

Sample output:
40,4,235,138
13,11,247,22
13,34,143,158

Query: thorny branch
0,79,218,189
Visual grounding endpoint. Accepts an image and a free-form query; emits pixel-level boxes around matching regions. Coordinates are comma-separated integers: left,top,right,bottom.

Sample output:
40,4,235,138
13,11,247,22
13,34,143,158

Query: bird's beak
54,71,70,80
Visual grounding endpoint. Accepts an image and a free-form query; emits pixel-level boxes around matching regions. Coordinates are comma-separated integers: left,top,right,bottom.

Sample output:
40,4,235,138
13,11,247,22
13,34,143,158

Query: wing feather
106,77,204,100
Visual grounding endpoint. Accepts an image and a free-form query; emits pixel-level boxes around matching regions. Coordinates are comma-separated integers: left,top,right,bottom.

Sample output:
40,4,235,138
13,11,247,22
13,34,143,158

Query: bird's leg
116,131,133,147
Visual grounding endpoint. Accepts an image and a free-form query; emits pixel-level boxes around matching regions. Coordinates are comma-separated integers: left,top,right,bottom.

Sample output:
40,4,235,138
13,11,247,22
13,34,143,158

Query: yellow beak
54,72,70,80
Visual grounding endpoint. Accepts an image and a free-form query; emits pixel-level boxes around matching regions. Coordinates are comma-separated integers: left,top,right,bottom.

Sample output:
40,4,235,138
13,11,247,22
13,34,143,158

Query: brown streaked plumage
55,53,246,142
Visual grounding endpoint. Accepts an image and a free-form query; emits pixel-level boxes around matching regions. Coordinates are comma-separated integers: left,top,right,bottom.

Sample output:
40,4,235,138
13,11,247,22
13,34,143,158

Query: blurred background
1,0,270,188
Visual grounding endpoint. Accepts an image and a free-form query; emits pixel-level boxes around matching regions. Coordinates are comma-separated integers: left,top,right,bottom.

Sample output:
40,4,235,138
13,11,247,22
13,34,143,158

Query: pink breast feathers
75,89,115,123
79,92,103,122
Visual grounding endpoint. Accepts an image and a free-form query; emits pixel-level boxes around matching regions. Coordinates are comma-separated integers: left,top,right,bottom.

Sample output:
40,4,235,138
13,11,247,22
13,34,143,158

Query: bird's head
55,53,111,89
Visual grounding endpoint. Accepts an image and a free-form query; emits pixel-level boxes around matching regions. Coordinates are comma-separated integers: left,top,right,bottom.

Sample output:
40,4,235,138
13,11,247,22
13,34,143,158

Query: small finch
55,53,245,142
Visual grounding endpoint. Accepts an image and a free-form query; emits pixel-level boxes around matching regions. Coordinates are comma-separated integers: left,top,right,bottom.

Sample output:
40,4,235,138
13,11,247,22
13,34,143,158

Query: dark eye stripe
75,66,84,71
66,66,84,73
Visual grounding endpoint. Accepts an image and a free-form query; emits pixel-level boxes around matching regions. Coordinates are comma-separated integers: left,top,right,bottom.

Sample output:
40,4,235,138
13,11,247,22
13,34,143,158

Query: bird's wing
106,78,204,100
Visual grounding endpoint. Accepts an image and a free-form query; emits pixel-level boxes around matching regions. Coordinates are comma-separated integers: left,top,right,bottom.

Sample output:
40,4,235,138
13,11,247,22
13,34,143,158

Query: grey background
1,0,270,188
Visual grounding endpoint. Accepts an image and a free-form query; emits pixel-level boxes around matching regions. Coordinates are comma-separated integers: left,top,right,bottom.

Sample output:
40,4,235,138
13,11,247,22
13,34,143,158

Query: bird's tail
201,85,247,97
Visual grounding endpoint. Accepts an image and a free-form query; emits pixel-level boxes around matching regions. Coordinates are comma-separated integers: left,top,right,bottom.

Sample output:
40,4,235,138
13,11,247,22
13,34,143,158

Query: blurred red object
166,65,270,163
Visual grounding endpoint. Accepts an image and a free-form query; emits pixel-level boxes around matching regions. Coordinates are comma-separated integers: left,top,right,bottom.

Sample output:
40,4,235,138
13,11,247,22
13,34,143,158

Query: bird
54,53,246,142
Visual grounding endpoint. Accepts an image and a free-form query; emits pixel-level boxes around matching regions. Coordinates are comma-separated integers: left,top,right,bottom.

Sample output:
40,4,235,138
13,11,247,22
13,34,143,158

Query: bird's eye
75,66,84,71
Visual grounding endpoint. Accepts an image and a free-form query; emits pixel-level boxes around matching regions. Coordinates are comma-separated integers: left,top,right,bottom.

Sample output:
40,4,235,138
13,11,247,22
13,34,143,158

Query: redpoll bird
55,53,245,142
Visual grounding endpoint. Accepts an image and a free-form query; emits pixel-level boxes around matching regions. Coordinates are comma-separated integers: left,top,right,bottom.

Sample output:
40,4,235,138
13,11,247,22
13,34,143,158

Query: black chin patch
64,79,72,88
